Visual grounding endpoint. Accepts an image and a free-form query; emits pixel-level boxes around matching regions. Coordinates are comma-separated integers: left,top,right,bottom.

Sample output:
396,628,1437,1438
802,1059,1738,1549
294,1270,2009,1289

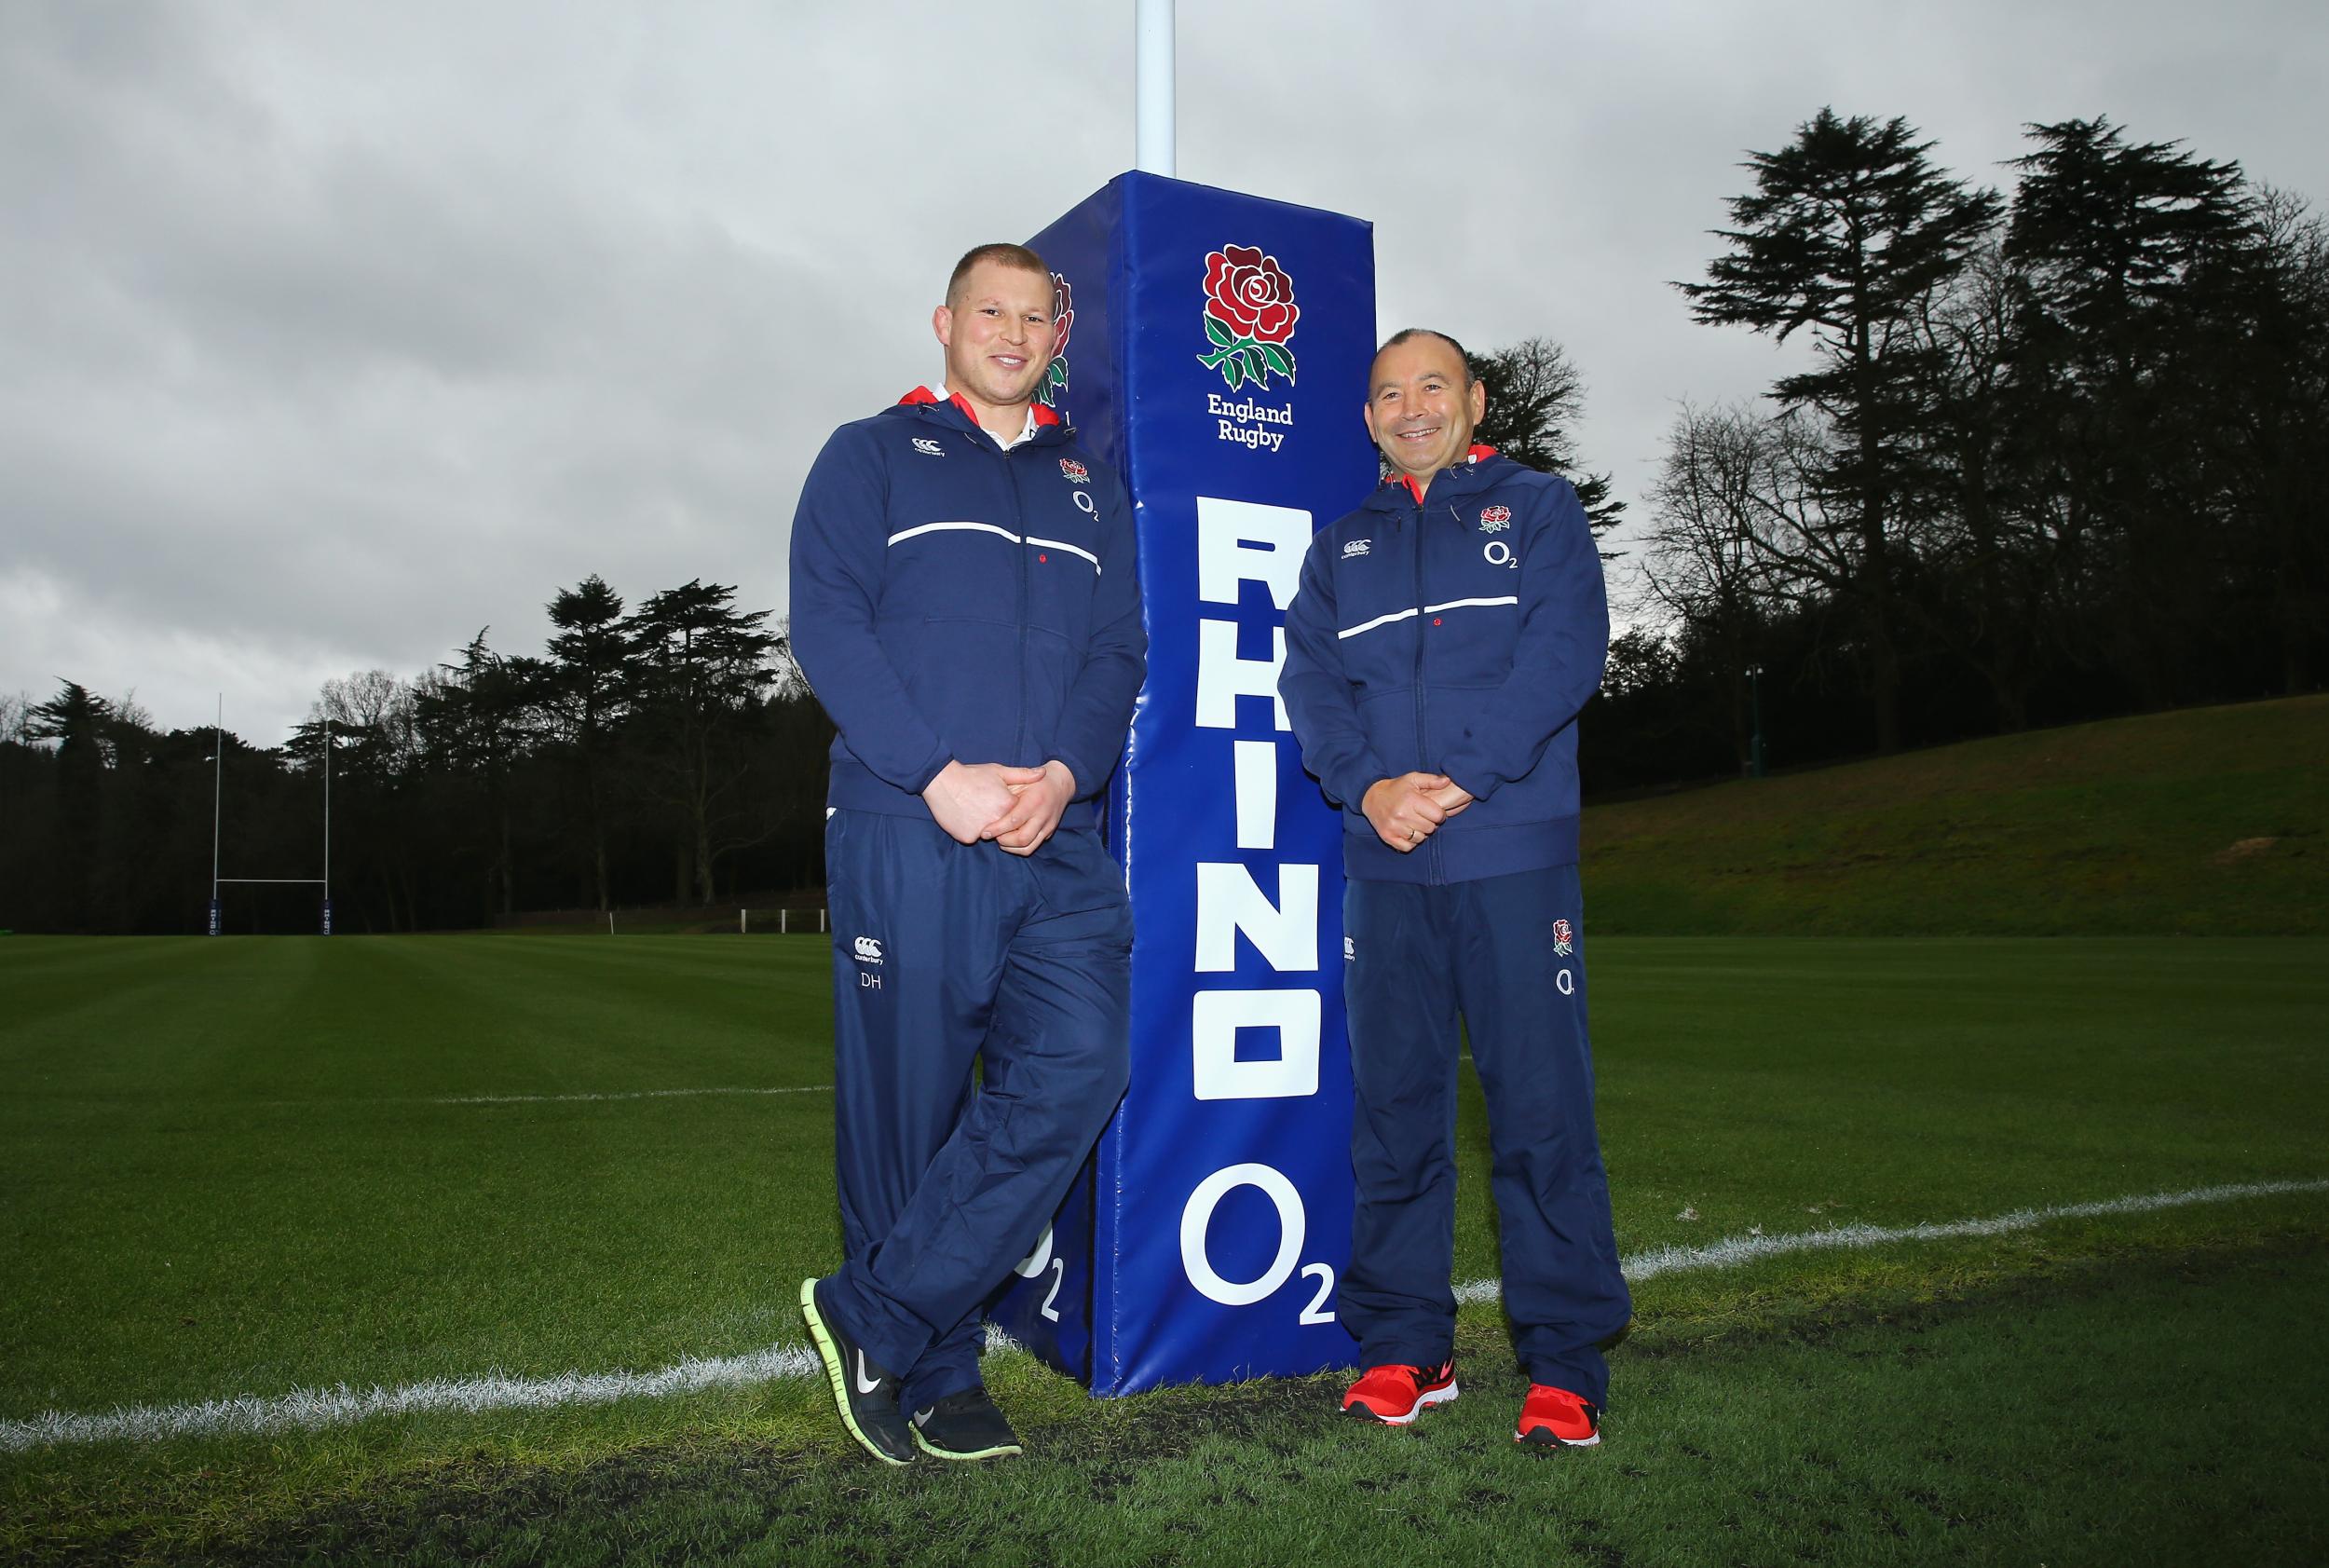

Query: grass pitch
3,933,2325,1563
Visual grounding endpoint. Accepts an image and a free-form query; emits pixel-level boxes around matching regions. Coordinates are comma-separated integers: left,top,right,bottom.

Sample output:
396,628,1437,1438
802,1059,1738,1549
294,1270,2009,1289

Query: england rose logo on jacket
1198,243,1299,392
1552,919,1574,957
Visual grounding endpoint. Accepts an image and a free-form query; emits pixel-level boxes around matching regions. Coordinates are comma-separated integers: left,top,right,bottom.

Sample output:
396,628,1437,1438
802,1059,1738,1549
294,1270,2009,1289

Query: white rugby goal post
208,696,334,935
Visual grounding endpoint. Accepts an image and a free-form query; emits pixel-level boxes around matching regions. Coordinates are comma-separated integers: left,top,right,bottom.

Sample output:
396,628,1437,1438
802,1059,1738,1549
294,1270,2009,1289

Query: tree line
0,579,835,934
1612,112,2326,782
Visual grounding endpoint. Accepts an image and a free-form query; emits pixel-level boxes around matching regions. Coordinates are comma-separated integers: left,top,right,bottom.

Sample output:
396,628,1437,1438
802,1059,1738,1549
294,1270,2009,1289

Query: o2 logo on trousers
1178,1163,1335,1325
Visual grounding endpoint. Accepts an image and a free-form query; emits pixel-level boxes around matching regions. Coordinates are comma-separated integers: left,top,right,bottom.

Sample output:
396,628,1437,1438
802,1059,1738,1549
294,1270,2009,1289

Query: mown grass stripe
6,1178,2320,1453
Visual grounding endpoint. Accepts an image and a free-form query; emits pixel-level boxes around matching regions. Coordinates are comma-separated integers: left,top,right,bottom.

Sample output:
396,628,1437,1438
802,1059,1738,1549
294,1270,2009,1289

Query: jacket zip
961,409,1074,769
1409,493,1444,886
1006,441,1030,763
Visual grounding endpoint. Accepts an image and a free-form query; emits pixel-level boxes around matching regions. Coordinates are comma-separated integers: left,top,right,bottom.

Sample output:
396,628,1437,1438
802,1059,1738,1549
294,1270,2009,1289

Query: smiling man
1280,328,1630,1448
787,243,1143,1465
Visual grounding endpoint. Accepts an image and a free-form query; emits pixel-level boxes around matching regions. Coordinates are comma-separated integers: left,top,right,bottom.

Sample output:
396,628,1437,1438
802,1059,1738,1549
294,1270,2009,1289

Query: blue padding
994,173,1378,1394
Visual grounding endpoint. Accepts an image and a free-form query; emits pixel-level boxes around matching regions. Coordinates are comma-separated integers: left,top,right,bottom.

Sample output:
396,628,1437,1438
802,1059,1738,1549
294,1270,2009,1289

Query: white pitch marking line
432,1085,834,1105
0,1346,824,1452
1451,1177,2329,1303
6,1178,2321,1452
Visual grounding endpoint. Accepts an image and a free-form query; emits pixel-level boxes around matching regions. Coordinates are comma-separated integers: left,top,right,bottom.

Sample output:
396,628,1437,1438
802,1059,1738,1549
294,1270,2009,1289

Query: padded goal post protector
989,173,1379,1395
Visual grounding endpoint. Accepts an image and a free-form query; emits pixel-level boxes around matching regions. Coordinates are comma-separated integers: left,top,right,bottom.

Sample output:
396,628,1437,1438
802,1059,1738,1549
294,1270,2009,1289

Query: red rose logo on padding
1038,271,1074,408
1199,244,1299,391
1205,246,1298,342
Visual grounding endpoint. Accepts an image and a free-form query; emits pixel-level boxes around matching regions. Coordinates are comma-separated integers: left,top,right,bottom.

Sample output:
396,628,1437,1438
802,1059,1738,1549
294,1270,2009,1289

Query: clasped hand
922,759,1079,856
1362,771,1474,853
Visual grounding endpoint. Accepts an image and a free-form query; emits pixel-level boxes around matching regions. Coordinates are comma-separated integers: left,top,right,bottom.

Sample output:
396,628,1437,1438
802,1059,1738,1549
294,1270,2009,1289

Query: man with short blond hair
946,241,1047,306
789,243,1143,1465
1281,327,1629,1448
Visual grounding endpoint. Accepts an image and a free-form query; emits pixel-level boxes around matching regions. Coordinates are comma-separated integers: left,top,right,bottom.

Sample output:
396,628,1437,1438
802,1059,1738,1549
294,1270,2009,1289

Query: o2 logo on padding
1179,1163,1336,1326
1015,1224,1067,1323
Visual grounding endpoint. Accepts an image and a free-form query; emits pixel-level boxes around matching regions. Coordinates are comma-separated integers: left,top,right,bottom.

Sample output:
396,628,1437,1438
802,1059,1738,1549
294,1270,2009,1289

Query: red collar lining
1391,444,1499,501
899,387,1061,428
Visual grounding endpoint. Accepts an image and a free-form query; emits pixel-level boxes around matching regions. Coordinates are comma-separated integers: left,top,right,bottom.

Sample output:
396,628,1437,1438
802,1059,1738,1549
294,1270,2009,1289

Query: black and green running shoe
798,1277,914,1466
909,1386,1024,1461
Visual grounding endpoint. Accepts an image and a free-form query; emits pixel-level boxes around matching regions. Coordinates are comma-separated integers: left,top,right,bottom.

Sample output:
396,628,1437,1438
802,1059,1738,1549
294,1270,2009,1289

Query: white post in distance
1136,0,1174,177
321,718,333,935
209,695,223,936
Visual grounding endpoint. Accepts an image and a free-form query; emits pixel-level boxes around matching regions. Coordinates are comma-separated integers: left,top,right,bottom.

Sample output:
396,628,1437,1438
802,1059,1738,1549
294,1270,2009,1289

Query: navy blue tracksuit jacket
790,389,1144,823
1280,449,1605,882
788,389,1142,1406
1281,449,1630,1406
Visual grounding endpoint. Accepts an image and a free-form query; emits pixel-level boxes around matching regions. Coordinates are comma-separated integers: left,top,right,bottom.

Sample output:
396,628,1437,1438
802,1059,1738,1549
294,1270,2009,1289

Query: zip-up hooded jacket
1280,448,1607,884
789,389,1146,826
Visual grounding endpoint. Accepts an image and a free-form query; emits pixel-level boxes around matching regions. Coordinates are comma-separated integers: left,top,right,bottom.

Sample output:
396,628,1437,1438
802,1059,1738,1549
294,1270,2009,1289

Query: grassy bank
1583,693,2327,934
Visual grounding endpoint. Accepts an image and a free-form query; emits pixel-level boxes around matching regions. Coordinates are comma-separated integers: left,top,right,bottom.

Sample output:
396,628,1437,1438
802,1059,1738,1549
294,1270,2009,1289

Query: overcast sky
5,0,2323,744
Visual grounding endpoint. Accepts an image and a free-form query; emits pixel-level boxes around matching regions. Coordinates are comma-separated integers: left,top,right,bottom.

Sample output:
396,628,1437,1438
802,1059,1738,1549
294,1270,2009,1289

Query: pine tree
625,581,779,906
542,575,633,910
2004,116,2258,705
1681,108,2002,751
24,683,116,928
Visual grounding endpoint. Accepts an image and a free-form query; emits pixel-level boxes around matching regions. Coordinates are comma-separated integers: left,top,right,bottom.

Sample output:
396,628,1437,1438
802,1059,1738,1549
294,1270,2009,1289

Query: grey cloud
3,0,2324,742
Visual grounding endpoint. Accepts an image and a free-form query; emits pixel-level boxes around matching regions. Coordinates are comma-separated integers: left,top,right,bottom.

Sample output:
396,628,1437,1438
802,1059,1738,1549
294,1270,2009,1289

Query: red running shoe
1516,1384,1601,1448
1342,1360,1458,1425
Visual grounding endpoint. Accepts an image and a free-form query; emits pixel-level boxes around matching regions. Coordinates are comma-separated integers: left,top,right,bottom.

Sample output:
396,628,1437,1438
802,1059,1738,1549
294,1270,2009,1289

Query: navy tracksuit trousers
819,809,1132,1410
1342,863,1629,1406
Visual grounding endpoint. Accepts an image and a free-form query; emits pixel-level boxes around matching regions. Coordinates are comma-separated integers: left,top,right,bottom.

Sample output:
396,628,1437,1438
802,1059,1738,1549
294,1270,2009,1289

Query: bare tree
2235,186,2329,694
312,671,424,765
1905,238,2062,729
307,670,426,929
1637,402,1787,768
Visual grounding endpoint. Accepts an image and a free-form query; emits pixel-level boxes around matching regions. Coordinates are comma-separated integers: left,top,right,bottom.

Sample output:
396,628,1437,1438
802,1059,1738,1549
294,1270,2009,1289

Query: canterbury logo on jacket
1280,449,1608,884
789,389,1147,825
